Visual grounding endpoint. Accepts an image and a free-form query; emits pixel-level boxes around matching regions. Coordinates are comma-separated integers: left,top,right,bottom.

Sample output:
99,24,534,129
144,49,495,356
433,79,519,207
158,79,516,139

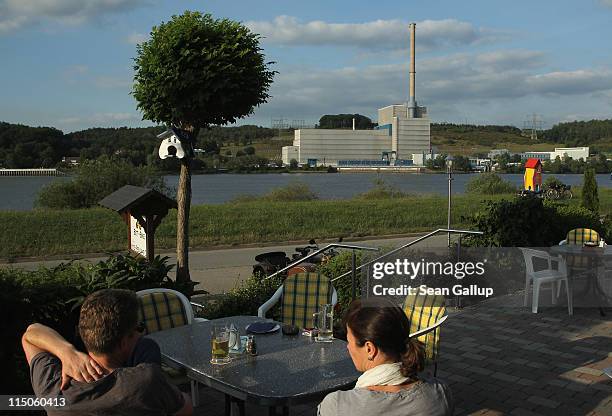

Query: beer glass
313,304,334,342
210,323,231,364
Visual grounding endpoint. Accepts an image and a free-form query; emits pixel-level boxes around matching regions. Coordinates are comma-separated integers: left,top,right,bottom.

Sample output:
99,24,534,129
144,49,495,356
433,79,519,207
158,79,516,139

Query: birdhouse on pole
524,158,542,192
99,185,177,262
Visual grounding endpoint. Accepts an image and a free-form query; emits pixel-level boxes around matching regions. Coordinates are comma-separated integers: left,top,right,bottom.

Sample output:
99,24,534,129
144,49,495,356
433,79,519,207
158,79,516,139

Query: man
22,289,193,416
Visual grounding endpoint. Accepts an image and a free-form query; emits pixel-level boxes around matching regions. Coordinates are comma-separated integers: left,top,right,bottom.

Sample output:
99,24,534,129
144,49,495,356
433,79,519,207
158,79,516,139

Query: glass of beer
210,323,231,364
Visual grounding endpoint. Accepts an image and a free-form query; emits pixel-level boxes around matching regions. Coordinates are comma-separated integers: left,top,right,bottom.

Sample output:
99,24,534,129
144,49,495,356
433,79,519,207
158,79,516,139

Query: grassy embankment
2,188,612,260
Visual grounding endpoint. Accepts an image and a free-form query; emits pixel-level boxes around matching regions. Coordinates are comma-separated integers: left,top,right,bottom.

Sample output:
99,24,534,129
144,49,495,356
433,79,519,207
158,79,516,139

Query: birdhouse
99,185,177,261
524,158,542,192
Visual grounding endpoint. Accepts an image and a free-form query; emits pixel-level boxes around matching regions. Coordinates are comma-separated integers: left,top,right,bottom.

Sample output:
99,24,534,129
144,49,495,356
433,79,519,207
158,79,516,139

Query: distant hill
0,123,277,168
2,118,612,168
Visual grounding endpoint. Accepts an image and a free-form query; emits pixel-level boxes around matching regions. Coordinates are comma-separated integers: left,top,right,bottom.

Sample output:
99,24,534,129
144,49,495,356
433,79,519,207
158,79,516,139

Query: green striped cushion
403,291,446,362
566,228,600,245
281,272,332,329
137,292,188,334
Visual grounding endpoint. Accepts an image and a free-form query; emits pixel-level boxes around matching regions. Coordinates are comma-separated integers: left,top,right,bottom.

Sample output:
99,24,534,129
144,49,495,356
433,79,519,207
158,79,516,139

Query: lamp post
446,155,454,247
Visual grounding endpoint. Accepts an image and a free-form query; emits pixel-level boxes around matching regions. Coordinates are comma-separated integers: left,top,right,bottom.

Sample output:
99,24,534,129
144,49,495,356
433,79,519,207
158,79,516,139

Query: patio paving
191,291,612,416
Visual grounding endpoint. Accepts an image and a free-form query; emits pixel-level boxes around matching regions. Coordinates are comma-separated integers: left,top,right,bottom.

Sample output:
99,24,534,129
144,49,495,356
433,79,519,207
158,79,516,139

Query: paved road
1,234,451,294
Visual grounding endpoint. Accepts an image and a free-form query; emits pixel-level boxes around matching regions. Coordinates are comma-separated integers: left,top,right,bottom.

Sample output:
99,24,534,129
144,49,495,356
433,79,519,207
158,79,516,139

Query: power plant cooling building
282,23,431,168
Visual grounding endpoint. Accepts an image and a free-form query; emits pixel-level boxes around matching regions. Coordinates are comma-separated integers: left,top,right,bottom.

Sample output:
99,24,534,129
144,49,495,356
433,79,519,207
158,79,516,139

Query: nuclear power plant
282,23,431,169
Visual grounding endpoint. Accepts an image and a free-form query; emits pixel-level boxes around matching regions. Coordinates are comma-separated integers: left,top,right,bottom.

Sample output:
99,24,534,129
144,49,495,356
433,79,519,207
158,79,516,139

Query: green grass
2,189,611,259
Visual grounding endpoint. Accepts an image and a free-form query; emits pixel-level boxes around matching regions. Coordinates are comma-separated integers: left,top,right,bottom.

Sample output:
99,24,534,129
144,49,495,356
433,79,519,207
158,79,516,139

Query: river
0,173,610,211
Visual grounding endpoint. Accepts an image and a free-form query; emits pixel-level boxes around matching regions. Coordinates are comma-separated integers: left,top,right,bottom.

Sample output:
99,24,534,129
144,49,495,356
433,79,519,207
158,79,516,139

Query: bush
465,173,516,195
356,178,410,200
463,197,603,247
316,251,364,321
36,156,172,209
543,175,564,189
231,182,319,203
0,253,188,394
199,275,283,319
289,159,298,169
582,168,599,212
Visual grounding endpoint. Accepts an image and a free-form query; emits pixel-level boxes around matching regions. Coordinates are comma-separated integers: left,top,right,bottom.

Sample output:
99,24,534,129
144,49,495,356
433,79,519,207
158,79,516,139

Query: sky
1,0,612,132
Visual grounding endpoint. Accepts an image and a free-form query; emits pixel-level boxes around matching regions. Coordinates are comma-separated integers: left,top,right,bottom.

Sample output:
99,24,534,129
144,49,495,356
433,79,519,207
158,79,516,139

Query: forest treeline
2,117,612,169
0,122,275,168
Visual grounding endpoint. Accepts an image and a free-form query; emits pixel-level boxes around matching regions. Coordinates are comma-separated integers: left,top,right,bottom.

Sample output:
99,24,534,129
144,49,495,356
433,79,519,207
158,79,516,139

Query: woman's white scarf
355,362,410,388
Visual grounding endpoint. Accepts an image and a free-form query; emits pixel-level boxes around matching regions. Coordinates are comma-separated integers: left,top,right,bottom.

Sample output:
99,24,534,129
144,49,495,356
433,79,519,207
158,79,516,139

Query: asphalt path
2,234,451,294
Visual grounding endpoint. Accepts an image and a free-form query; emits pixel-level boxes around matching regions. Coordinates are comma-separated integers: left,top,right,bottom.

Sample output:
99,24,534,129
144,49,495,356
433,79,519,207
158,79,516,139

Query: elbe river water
0,173,610,211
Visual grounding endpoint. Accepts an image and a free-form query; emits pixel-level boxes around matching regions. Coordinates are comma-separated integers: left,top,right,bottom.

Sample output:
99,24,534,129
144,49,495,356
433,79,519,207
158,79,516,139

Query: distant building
520,147,589,161
488,149,511,159
61,156,79,165
521,151,552,161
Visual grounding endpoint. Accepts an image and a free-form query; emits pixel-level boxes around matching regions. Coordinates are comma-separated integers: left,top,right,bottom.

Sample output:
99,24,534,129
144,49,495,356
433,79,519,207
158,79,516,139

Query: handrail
330,228,483,282
264,243,379,280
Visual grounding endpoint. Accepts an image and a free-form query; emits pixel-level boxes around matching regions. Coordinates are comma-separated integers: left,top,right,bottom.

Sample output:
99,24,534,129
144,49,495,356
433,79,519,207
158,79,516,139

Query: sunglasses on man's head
136,321,146,333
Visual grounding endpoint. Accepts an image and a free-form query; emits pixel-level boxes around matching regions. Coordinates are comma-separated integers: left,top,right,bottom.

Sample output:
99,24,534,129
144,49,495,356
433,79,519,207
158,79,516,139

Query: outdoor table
549,245,612,316
145,315,360,416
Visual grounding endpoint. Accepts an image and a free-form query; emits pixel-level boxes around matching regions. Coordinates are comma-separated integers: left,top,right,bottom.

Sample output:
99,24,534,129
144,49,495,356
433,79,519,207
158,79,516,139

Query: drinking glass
210,323,231,364
313,304,334,342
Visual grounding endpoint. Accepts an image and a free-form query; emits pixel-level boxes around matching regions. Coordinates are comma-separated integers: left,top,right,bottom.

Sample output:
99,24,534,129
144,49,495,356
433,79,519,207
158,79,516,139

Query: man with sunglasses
22,289,192,415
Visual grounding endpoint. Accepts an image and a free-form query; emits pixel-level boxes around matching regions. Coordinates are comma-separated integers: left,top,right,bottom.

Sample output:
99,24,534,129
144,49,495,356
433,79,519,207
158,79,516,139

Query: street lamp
445,155,454,247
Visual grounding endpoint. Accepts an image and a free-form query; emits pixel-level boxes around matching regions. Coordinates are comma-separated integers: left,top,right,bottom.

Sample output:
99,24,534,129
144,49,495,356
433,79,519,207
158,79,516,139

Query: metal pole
447,167,452,247
351,250,357,300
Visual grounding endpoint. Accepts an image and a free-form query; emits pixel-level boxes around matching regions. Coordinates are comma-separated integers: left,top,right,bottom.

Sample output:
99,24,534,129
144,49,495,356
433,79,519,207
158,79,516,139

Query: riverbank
2,190,611,260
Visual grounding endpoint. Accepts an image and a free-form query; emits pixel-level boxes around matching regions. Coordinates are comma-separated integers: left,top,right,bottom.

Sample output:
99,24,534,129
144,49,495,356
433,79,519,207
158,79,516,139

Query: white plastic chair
519,248,572,315
258,283,338,322
136,288,207,406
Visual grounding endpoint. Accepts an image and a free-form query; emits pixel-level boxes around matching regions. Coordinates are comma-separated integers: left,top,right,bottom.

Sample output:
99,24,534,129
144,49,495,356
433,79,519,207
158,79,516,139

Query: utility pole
523,113,544,141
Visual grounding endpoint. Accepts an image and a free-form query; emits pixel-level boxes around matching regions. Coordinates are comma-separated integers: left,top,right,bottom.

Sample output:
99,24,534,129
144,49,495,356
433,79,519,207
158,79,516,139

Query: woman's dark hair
344,298,424,378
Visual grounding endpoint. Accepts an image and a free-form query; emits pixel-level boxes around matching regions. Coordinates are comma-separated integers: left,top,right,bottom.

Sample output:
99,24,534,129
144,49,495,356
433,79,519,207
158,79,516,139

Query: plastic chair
559,228,602,246
402,291,447,376
136,288,207,406
257,272,338,328
519,248,572,315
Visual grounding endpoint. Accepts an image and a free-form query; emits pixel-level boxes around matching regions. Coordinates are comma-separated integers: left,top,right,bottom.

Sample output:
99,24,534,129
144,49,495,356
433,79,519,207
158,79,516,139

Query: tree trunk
175,156,192,282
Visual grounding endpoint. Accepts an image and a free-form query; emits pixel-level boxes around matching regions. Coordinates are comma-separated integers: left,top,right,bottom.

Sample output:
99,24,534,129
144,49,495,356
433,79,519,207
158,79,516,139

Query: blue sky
1,0,612,132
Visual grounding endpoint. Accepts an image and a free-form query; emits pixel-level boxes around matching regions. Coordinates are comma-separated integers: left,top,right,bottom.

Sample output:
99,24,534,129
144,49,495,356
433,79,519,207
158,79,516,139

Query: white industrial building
282,23,431,168
520,147,589,161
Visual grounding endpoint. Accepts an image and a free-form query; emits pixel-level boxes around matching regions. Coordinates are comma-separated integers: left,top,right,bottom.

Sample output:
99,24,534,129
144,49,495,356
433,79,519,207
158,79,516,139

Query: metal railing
263,243,380,281
331,228,483,283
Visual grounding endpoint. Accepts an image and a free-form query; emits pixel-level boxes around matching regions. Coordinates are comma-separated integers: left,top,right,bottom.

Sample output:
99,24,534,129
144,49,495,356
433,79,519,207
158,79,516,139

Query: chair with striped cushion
258,272,338,328
559,228,601,246
402,290,447,376
559,228,603,271
136,288,206,406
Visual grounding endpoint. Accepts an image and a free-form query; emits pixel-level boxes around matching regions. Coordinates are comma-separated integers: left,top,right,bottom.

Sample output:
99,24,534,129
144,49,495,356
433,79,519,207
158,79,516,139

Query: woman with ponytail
318,298,453,416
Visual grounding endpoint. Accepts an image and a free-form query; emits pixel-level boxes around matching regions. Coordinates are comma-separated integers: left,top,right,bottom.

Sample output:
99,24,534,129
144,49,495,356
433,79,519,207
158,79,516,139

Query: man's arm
174,392,193,416
22,323,104,389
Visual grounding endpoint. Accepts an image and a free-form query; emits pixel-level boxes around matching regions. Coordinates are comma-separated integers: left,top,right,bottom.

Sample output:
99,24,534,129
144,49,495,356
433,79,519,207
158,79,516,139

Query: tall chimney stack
408,23,417,118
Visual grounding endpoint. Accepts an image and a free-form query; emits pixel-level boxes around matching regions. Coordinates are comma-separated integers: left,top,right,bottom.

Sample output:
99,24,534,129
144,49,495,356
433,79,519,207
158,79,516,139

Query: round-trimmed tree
133,11,275,282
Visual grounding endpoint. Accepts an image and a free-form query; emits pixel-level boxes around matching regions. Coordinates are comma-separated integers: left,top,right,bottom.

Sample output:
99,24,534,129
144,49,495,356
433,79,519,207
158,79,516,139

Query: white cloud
599,0,612,7
0,0,149,33
251,50,612,126
246,16,507,51
126,32,147,44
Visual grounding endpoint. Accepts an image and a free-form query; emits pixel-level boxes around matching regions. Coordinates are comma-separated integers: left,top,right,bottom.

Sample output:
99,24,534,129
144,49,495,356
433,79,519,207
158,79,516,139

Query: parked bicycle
545,183,572,200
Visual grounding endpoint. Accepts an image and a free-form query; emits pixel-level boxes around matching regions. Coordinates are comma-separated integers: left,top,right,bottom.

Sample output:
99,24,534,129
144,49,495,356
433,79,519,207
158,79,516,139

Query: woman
318,298,453,416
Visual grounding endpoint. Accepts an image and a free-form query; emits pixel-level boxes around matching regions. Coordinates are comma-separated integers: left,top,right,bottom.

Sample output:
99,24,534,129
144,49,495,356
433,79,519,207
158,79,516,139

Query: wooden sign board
130,215,148,258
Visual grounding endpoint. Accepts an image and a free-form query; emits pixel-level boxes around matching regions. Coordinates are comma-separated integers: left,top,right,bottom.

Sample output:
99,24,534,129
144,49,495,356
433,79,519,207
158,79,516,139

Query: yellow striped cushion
281,272,332,328
137,292,188,334
403,291,446,362
566,228,600,245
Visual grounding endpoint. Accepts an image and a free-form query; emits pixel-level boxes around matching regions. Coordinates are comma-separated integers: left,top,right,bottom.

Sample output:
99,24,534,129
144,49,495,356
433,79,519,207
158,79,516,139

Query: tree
452,155,472,172
289,159,298,169
582,168,599,212
133,11,275,282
